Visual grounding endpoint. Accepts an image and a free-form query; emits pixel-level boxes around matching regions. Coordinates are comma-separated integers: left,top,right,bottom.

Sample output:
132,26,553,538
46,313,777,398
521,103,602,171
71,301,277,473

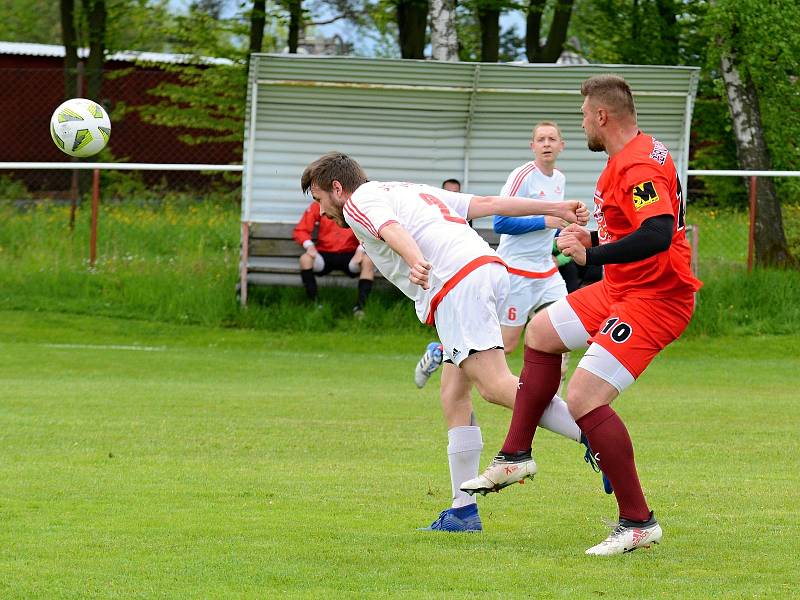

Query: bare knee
524,309,567,353
473,374,516,409
299,252,314,270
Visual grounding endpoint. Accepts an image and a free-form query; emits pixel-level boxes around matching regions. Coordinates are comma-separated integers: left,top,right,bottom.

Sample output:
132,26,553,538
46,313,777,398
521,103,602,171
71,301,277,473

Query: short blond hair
532,121,563,140
580,74,636,118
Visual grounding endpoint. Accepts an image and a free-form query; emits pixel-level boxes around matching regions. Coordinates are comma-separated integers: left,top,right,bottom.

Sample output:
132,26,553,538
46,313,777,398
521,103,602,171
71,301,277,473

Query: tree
526,0,574,63
476,0,502,62
0,0,61,44
430,0,457,60
249,0,267,63
397,0,429,59
707,0,797,267
60,0,80,98
82,0,107,101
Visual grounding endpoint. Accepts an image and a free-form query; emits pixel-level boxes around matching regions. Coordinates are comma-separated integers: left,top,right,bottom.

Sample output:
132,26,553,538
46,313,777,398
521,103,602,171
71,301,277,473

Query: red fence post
747,175,756,272
90,168,100,267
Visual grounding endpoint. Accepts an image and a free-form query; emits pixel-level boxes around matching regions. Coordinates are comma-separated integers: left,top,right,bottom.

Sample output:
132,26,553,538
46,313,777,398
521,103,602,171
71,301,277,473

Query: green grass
0,311,798,598
1,199,798,337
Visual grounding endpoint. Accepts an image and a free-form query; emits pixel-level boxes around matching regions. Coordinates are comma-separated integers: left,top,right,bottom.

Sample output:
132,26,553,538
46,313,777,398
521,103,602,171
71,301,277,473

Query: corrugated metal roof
243,54,699,224
0,41,233,65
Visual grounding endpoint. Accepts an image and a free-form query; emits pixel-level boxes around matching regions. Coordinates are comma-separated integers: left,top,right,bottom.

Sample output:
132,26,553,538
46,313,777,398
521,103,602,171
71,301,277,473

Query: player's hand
544,215,570,229
307,246,319,259
557,232,587,266
409,260,432,290
561,223,592,248
555,201,589,226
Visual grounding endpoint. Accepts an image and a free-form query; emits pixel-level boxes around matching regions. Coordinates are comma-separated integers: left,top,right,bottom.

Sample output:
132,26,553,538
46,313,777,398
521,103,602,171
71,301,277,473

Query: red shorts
566,281,695,379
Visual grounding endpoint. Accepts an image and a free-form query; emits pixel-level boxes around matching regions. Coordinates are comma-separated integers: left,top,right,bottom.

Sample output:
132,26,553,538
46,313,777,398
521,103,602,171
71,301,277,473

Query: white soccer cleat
460,452,538,496
414,342,443,388
585,513,662,556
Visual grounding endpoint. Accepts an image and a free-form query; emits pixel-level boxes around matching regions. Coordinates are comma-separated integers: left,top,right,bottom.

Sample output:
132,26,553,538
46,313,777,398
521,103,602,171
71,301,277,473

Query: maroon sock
501,346,562,454
577,405,650,522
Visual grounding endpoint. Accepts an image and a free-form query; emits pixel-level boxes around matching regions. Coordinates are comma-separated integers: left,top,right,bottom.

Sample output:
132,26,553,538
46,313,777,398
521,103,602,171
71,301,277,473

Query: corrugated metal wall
243,55,699,224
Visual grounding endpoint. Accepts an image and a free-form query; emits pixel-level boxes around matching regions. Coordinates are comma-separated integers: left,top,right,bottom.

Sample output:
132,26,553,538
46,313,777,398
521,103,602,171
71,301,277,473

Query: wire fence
0,67,241,197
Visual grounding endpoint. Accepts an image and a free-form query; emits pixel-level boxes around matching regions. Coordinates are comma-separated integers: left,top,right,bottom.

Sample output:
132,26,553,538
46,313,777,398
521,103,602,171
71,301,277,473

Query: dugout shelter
240,54,699,303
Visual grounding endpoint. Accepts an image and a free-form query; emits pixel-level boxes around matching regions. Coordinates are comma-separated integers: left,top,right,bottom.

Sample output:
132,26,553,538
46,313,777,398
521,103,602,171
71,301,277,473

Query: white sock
447,426,483,509
538,394,581,442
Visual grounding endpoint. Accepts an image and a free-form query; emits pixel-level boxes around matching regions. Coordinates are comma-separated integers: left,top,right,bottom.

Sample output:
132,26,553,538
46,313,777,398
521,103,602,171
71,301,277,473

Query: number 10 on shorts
600,317,633,343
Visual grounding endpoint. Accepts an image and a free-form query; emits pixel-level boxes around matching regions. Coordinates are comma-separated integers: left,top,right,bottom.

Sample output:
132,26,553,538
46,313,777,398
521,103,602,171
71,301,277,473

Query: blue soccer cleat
581,433,614,495
419,503,483,532
414,342,444,388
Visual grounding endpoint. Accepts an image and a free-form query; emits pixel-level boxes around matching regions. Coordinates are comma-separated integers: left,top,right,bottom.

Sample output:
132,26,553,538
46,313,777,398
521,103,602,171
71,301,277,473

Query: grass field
1,310,798,598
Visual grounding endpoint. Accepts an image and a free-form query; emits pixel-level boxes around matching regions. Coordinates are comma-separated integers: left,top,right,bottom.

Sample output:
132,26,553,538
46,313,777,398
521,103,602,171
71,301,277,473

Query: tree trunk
478,6,500,62
719,47,792,267
429,0,457,61
82,0,106,100
539,0,574,63
654,0,679,63
249,0,266,67
288,0,302,53
398,0,429,59
525,0,546,62
60,0,80,98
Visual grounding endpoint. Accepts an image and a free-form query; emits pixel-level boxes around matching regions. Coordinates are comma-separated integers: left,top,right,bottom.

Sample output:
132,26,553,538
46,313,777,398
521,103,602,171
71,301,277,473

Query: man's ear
597,107,609,126
332,180,343,195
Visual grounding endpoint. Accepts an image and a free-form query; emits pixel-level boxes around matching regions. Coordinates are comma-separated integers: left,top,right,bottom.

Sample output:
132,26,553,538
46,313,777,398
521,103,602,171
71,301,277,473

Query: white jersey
495,162,566,273
343,181,501,324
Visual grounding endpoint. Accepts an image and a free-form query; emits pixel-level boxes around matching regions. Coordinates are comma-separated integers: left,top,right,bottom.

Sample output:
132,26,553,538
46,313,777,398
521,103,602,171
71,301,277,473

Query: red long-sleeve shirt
292,201,360,253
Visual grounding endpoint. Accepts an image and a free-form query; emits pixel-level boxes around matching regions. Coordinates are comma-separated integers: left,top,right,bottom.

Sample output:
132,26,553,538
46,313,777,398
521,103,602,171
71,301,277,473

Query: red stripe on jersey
344,199,380,239
347,199,381,238
509,163,537,196
377,220,399,236
425,255,507,326
506,265,559,279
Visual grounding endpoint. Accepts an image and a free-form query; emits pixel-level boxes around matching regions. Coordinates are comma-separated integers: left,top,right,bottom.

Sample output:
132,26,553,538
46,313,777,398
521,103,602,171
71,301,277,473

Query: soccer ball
49,98,111,158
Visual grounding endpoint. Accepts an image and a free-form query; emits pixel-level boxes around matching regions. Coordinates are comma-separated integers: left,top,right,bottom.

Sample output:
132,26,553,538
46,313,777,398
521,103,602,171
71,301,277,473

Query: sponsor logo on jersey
632,181,660,210
452,348,461,358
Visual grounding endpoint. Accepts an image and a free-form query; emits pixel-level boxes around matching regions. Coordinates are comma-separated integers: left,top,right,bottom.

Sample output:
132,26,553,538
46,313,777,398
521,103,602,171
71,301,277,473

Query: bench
239,222,500,305
238,222,699,305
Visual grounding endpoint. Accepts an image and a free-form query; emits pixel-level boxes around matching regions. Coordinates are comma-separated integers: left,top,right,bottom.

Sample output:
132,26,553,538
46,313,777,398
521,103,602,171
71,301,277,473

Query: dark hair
301,152,368,194
580,74,636,118
441,178,461,189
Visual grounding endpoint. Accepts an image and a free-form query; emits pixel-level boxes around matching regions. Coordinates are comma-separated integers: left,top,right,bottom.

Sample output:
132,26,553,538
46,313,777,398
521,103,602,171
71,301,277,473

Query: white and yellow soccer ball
50,98,111,158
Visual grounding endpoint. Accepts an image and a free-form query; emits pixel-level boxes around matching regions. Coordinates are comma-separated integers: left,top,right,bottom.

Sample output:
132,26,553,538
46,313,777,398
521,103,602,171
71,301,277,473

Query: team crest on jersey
632,181,660,210
539,190,546,197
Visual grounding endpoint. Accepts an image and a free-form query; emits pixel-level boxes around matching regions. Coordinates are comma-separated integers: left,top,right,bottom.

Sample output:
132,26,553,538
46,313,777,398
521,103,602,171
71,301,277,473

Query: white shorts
434,263,509,367
499,271,567,327
547,297,635,393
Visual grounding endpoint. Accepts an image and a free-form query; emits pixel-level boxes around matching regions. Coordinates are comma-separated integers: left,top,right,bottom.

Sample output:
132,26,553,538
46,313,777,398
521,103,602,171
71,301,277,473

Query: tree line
0,0,796,266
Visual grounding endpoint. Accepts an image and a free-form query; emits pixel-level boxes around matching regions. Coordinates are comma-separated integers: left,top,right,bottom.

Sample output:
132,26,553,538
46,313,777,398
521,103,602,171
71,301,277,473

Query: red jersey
593,133,702,298
293,201,360,254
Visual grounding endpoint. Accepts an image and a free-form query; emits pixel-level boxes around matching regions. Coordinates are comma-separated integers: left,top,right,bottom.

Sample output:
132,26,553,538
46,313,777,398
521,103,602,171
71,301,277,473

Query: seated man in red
293,200,375,315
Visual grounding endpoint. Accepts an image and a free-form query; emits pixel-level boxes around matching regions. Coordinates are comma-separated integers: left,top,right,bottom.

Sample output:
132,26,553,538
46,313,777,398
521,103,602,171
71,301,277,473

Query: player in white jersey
301,152,589,532
496,121,569,353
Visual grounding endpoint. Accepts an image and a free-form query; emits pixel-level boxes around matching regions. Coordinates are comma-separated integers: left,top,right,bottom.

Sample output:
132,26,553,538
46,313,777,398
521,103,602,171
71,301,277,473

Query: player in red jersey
293,200,375,315
461,74,702,555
